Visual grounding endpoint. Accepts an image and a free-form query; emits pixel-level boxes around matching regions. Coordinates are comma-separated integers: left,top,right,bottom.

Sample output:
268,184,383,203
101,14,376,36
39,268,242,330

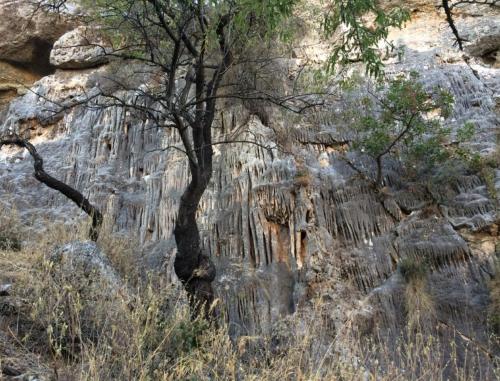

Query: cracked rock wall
0,0,499,352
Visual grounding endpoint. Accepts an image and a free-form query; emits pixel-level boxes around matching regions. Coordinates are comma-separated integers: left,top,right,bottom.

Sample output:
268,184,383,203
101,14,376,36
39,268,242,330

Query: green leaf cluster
349,72,476,182
323,0,410,77
354,73,453,163
78,0,298,64
75,0,410,79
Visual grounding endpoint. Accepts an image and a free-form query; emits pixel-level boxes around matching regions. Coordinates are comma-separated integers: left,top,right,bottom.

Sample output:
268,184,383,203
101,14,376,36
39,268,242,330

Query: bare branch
0,134,103,241
442,0,466,50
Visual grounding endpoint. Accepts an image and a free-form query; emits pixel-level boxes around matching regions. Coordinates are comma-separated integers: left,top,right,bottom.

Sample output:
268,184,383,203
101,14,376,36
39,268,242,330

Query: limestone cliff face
0,0,498,353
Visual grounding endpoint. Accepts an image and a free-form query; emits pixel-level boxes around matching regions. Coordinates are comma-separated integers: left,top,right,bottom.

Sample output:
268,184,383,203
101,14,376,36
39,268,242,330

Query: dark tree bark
171,13,232,318
442,0,465,50
0,134,103,241
174,173,216,318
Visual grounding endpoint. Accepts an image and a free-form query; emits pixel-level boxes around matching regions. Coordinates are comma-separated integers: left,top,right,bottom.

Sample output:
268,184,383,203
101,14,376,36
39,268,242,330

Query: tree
26,0,410,316
80,0,303,316
322,0,409,77
343,72,475,187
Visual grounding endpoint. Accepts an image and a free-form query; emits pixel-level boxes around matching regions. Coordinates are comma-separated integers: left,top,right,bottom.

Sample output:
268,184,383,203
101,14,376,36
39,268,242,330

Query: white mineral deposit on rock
0,0,498,366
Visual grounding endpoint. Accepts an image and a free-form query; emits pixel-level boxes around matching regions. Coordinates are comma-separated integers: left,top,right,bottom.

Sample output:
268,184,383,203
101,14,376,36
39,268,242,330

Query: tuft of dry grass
0,203,22,251
97,215,141,284
401,257,436,332
405,277,437,332
489,252,500,336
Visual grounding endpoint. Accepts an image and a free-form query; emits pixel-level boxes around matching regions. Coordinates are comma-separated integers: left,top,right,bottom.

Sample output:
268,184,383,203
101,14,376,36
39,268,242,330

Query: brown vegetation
0,206,498,380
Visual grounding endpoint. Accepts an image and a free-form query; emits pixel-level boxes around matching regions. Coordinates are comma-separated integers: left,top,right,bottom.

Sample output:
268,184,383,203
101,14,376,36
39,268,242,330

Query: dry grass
405,277,436,331
0,203,22,251
489,253,500,336
400,256,436,331
97,215,141,283
0,207,498,380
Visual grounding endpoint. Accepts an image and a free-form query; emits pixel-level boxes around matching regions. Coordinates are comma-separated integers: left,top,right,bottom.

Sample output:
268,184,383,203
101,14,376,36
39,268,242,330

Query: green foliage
399,256,429,283
0,233,21,251
348,72,477,184
466,151,500,202
322,0,410,77
488,255,500,336
457,121,475,142
77,0,409,80
171,318,210,354
78,0,298,64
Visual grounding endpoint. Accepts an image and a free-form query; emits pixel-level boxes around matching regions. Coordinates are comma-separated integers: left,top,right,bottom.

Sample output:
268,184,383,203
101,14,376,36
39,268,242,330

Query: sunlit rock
50,27,111,69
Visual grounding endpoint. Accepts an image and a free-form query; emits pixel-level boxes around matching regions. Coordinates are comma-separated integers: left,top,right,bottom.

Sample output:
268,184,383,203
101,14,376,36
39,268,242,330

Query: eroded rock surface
50,241,122,289
0,1,74,108
0,0,498,367
0,1,73,66
50,26,110,69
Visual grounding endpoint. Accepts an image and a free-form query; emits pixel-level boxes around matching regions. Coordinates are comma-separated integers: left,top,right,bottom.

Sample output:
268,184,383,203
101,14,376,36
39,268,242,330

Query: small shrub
341,73,478,187
98,230,140,284
292,158,313,188
293,168,312,187
467,152,500,203
0,233,21,251
399,257,436,331
399,256,429,283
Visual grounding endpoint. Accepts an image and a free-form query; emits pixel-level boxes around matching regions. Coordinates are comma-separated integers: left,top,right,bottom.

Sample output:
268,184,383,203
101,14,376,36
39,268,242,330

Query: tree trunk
173,173,216,319
376,156,383,186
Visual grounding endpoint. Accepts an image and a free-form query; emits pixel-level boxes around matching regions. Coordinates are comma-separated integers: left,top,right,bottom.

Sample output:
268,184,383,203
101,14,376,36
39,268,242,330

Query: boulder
50,240,121,290
462,19,500,66
50,27,110,69
0,283,11,296
34,241,128,354
0,1,75,107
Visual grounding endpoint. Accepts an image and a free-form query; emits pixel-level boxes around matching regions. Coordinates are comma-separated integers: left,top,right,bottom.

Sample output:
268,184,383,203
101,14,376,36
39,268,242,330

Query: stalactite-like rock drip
435,174,497,230
1,2,499,342
58,92,188,245
315,183,395,246
392,184,432,212
395,215,471,271
200,119,314,334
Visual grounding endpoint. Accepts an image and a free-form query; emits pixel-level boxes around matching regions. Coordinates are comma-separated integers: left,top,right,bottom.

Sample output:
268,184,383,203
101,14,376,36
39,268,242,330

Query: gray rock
50,27,110,69
50,241,121,289
0,283,11,296
139,238,175,275
46,241,129,353
461,17,500,59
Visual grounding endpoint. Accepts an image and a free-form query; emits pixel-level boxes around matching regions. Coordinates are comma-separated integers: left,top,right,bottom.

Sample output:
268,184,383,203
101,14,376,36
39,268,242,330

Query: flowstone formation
0,0,498,364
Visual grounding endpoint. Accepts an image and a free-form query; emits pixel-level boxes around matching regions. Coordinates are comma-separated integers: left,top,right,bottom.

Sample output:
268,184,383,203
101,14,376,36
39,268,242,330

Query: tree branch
442,0,466,50
0,134,103,241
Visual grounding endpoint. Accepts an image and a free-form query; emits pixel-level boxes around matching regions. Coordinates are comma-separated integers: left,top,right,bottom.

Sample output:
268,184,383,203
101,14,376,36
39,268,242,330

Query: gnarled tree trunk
0,134,103,241
173,168,216,318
